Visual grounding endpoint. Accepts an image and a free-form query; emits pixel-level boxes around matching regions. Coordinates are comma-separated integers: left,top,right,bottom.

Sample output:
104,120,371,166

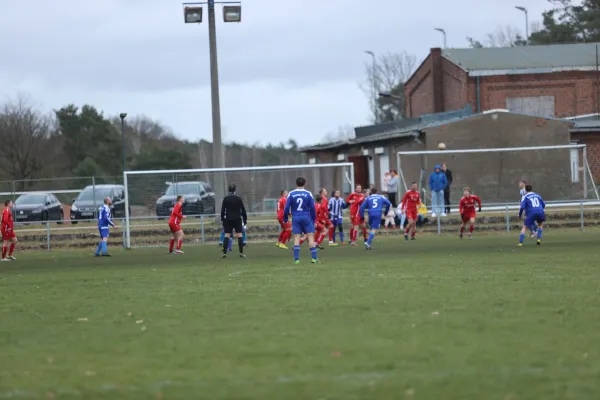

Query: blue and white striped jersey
328,197,345,219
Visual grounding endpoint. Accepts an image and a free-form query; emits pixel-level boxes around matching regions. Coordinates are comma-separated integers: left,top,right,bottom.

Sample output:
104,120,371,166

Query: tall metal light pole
183,1,241,210
119,113,127,172
515,6,529,44
434,28,447,48
365,50,377,123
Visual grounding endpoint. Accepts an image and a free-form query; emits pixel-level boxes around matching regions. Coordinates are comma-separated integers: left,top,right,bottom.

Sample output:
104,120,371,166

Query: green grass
1,232,600,399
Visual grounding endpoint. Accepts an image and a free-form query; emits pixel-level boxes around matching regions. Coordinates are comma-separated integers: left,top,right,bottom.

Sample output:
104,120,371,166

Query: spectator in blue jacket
428,164,448,217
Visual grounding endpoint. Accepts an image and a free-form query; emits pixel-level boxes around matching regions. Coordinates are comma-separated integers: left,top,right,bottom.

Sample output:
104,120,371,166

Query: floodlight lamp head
223,5,241,22
119,113,127,119
515,6,527,12
184,6,203,23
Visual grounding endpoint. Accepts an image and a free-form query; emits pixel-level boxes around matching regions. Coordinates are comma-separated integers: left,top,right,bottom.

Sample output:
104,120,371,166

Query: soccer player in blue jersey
358,188,391,250
328,190,346,244
519,180,537,237
283,176,319,264
518,184,545,247
95,197,116,257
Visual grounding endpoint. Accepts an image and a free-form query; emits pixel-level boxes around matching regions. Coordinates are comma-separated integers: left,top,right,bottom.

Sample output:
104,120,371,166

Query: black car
71,184,126,224
156,181,216,218
13,193,64,224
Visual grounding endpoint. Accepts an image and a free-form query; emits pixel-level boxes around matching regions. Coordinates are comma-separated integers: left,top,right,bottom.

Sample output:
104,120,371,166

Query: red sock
299,238,305,245
277,231,285,243
460,226,464,233
177,240,182,250
349,228,354,241
1,246,6,259
328,226,334,241
169,239,175,252
411,230,416,238
9,243,14,256
469,225,474,233
405,227,410,234
318,232,326,245
362,227,367,240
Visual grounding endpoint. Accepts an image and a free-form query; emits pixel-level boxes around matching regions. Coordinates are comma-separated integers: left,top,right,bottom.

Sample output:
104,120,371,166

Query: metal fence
11,201,600,251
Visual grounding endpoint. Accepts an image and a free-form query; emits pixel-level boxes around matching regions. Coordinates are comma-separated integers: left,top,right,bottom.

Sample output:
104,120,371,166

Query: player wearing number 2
458,187,482,239
518,184,545,247
358,188,391,250
283,177,319,264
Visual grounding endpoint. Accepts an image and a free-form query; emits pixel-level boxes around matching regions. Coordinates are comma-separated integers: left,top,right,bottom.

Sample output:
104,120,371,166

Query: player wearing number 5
518,184,545,247
283,177,319,264
358,188,391,250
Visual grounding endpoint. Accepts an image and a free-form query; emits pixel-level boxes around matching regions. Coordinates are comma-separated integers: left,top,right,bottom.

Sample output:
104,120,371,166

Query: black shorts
223,219,243,234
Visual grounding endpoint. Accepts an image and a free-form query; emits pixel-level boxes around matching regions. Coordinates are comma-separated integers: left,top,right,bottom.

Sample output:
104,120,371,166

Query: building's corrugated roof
570,118,600,131
442,43,600,74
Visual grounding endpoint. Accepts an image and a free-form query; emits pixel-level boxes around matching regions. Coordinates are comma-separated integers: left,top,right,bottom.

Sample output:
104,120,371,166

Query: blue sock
519,233,525,244
293,245,300,261
530,224,537,233
95,241,102,255
242,229,247,243
310,246,318,260
102,241,108,255
228,238,233,251
219,231,225,244
367,232,375,246
537,228,543,239
339,231,344,242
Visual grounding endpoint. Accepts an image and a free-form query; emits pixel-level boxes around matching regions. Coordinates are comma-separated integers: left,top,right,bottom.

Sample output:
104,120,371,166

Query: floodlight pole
119,113,127,173
515,6,529,45
183,0,241,216
434,28,446,48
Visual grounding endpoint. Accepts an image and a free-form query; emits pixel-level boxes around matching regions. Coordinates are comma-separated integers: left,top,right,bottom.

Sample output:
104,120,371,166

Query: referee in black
221,183,247,258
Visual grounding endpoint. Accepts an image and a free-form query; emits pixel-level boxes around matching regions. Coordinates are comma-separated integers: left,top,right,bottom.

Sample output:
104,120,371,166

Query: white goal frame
122,163,355,248
396,143,600,200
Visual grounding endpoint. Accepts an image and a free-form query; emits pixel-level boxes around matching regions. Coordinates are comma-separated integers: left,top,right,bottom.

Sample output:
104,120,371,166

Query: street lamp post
183,0,241,212
434,28,447,48
119,113,127,173
515,6,529,44
365,50,376,123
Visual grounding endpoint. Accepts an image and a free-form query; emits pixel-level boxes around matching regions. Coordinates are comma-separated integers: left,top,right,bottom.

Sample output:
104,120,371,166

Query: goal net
397,144,599,208
122,163,354,248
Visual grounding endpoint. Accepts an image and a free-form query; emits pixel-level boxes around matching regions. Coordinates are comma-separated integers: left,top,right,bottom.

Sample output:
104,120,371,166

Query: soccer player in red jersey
346,184,362,245
1,200,17,261
168,195,186,254
352,189,369,244
459,187,482,239
276,190,292,249
317,188,336,246
400,182,421,241
314,194,329,249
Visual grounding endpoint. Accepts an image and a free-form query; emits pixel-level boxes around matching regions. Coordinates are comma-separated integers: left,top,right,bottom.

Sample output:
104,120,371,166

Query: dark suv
71,184,126,224
156,181,215,218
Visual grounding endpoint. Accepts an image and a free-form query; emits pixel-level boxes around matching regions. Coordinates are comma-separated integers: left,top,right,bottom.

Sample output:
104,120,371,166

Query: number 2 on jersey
296,198,303,211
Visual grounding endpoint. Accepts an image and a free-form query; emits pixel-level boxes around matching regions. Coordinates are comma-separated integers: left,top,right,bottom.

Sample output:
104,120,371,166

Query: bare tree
467,25,528,47
0,95,54,185
321,124,355,144
360,51,417,123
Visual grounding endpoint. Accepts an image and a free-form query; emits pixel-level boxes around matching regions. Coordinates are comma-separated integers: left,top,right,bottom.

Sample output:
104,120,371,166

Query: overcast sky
0,0,553,146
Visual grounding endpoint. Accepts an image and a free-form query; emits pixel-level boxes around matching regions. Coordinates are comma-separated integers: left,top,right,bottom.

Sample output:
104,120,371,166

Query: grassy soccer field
1,232,600,399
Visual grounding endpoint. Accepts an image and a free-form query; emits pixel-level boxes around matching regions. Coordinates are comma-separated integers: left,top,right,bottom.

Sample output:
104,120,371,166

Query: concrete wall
409,113,576,204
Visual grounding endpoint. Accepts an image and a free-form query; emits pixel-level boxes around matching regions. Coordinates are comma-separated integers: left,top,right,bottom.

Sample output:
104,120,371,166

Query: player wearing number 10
518,184,545,247
283,177,319,264
358,188,391,250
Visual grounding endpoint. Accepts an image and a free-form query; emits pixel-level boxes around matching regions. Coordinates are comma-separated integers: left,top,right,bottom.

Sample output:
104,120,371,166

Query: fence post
201,215,205,243
46,222,51,251
122,218,126,247
92,176,97,218
437,214,441,235
580,201,584,231
505,205,510,232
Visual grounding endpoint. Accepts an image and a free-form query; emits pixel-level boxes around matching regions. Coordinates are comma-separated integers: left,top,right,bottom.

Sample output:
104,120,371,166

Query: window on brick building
506,96,555,118
570,147,580,183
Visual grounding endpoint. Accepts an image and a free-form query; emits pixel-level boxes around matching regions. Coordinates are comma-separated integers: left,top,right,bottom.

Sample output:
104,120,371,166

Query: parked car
13,193,64,224
71,184,127,224
156,181,215,218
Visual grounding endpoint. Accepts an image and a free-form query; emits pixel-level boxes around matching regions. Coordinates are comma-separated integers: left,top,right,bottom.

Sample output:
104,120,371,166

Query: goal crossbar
396,144,585,155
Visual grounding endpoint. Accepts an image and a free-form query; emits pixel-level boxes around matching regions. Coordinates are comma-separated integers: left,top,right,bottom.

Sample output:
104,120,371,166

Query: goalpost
122,163,354,248
396,144,600,208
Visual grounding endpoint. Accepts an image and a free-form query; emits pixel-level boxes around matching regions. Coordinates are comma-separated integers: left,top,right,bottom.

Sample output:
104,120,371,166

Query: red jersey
169,203,183,225
277,196,287,220
459,195,482,215
316,201,329,222
401,190,421,212
355,195,366,217
346,192,362,216
1,207,13,231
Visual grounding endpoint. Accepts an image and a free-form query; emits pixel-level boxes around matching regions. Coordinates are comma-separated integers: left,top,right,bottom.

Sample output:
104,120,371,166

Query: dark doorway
348,155,368,189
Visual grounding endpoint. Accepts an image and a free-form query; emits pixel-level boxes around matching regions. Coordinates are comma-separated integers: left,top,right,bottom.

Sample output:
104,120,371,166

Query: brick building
405,43,600,119
299,110,590,204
